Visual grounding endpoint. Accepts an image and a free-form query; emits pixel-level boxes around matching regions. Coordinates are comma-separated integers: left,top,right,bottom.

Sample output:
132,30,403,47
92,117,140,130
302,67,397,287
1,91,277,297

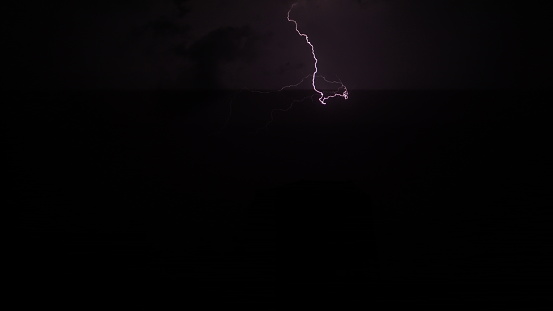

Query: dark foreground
9,90,552,309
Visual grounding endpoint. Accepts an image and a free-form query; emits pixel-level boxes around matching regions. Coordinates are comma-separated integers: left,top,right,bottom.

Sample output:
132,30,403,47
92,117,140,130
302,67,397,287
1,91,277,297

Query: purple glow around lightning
220,3,349,131
287,3,348,105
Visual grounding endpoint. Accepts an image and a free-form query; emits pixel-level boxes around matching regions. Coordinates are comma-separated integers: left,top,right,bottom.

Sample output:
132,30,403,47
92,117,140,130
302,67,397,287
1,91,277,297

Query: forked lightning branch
286,2,348,105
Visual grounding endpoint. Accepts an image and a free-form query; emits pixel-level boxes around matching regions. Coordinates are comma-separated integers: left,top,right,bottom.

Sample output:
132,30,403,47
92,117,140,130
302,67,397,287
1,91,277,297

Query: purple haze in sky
6,0,550,90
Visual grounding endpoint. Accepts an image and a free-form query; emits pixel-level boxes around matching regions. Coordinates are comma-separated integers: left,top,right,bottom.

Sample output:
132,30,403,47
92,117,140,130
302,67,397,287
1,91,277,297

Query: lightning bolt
287,2,348,105
219,2,349,132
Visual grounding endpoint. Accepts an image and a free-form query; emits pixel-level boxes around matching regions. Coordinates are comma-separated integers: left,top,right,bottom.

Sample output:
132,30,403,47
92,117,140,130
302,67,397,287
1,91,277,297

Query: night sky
7,0,551,90
8,0,553,309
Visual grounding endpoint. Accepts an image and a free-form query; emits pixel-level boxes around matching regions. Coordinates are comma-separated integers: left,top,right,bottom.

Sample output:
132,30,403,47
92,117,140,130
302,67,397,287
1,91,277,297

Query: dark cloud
278,61,306,75
137,0,192,39
172,0,192,17
179,26,265,89
353,0,371,6
143,18,183,37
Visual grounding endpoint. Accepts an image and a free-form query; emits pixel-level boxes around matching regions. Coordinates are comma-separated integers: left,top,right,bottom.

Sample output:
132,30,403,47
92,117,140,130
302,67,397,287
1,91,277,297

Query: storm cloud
5,0,550,90
180,26,264,89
